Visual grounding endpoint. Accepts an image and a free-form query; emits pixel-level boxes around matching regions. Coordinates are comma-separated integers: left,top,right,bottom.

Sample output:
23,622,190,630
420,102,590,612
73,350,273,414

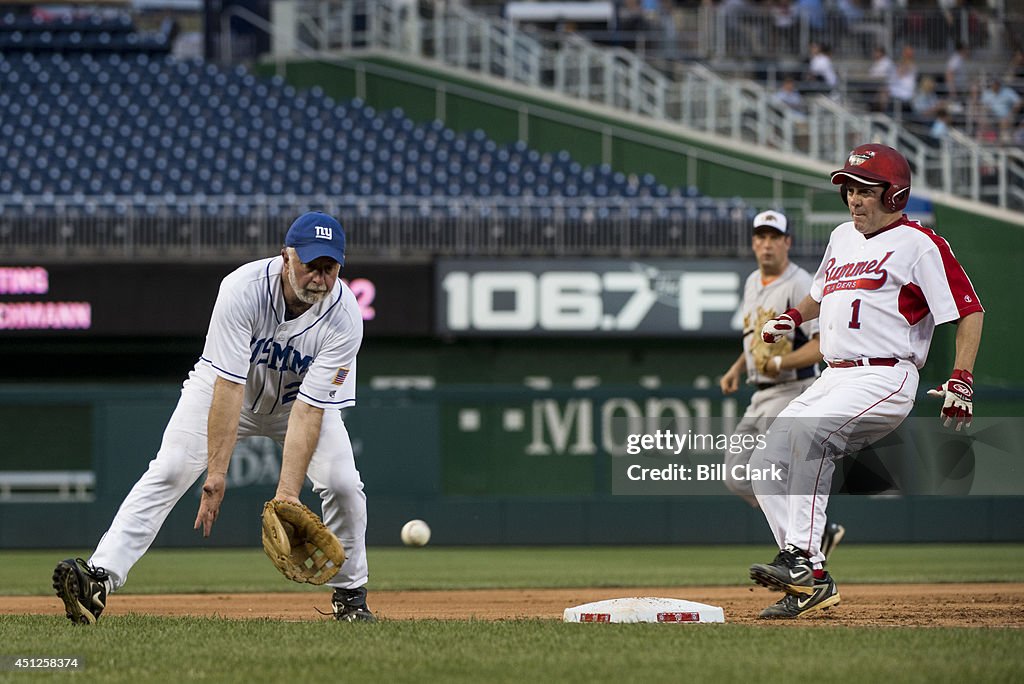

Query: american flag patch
332,367,349,385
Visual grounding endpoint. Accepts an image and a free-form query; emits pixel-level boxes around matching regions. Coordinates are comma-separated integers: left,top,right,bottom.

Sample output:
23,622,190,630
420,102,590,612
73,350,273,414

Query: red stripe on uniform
906,221,984,319
806,370,909,554
898,282,929,325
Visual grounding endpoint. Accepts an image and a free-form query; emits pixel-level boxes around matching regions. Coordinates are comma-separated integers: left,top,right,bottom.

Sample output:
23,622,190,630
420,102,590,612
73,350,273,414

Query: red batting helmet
830,143,912,212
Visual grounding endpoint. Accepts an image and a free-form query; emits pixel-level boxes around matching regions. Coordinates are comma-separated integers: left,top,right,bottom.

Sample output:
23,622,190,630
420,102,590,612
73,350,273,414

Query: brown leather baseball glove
261,500,345,585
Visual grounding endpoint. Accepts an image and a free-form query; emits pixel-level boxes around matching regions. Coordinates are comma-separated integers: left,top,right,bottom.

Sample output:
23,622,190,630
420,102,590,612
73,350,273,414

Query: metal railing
703,5,1006,62
474,3,1010,62
0,195,832,260
270,0,1023,211
0,471,95,503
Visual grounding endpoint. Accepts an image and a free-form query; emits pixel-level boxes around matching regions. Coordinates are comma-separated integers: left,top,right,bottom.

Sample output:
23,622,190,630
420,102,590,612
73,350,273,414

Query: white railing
269,0,1022,212
430,5,544,86
0,471,95,503
938,130,1024,207
550,33,668,116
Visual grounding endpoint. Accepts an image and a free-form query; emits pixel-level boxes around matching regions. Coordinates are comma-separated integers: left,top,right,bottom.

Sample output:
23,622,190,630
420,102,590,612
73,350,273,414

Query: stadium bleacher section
0,46,764,258
0,48,721,201
14,1,1013,259
0,10,173,53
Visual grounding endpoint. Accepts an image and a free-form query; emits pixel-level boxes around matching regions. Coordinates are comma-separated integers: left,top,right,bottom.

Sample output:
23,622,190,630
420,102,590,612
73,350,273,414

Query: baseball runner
720,210,846,558
52,211,376,624
748,143,984,619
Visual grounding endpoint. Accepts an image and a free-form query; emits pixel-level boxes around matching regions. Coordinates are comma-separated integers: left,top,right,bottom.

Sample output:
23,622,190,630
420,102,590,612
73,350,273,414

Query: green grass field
2,544,1023,683
5,544,1024,594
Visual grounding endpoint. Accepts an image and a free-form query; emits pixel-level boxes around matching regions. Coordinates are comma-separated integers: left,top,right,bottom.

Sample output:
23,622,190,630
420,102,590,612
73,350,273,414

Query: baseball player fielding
53,211,377,625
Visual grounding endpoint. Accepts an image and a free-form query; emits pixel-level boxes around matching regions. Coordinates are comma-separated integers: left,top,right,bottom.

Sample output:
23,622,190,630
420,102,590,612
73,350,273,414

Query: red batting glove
761,308,803,344
926,369,974,431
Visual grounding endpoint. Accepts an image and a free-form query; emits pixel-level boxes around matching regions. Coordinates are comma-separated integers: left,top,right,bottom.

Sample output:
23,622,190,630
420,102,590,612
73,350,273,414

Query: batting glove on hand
926,369,974,431
761,308,803,344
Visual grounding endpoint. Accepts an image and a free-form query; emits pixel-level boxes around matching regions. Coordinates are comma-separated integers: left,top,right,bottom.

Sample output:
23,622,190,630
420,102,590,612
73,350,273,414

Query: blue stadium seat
0,50,745,243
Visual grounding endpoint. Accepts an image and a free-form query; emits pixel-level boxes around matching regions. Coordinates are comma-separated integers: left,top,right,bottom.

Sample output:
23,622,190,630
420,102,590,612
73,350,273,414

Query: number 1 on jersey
848,298,862,329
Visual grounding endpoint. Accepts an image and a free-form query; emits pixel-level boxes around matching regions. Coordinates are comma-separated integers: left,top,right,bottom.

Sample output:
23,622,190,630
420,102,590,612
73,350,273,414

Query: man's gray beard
287,262,328,306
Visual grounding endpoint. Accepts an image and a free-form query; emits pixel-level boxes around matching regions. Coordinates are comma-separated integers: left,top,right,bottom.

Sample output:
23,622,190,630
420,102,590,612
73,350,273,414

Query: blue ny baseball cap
284,211,346,266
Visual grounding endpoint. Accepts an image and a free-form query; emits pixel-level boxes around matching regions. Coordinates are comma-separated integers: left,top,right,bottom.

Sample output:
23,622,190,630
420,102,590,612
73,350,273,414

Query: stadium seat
0,49,755,251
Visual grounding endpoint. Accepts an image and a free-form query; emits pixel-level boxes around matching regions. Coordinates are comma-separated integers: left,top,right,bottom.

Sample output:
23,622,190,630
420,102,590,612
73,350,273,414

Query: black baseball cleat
53,558,109,625
759,572,841,619
749,544,815,596
331,586,377,623
821,521,846,560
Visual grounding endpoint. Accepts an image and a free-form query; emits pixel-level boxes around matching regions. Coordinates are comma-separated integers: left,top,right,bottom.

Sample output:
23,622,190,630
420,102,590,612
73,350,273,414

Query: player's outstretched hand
720,366,740,394
194,473,227,537
926,369,974,431
761,309,803,344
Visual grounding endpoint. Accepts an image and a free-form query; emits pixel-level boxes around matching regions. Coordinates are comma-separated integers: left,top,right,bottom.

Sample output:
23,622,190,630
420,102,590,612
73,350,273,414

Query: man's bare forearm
952,311,984,373
276,399,324,500
207,376,245,476
792,294,821,323
779,336,823,371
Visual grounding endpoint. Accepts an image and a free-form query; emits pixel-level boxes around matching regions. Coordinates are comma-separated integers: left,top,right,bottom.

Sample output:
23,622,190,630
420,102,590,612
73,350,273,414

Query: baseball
401,519,431,547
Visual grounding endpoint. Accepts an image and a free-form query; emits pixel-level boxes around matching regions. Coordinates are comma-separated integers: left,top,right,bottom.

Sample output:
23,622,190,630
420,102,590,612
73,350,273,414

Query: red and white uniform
812,216,982,367
752,215,982,565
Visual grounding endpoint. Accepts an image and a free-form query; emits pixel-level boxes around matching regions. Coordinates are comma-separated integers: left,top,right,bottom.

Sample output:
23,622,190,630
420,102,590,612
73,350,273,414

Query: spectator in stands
772,76,808,119
930,106,953,143
965,81,988,139
834,0,864,25
771,0,798,54
980,78,1023,143
912,76,943,123
807,42,838,96
794,0,826,41
617,0,654,51
931,0,959,51
719,0,754,55
650,0,679,57
944,41,968,100
831,0,864,50
882,45,917,117
865,46,894,111
1005,49,1024,84
1014,119,1024,147
868,46,894,81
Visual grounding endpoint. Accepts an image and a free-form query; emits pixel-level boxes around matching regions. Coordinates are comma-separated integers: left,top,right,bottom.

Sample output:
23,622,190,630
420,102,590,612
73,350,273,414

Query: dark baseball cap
284,211,346,266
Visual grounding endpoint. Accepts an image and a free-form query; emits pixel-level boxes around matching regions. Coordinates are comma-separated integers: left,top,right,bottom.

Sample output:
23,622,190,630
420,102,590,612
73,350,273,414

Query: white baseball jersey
189,256,362,413
742,262,821,385
90,254,370,596
811,216,983,368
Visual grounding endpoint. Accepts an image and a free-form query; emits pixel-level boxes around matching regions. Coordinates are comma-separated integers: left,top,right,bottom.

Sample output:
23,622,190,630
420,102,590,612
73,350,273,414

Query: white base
563,597,725,624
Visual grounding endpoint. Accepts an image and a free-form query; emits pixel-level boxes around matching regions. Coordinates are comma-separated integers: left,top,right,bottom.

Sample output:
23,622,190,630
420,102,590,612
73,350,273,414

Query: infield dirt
6,583,1024,627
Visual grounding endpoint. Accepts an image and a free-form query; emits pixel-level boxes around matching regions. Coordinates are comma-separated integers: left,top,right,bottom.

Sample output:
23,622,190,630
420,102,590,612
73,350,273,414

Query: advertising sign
436,259,755,337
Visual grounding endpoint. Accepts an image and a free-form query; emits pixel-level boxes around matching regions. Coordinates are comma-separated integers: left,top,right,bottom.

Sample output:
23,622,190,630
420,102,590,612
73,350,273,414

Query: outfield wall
3,365,1023,549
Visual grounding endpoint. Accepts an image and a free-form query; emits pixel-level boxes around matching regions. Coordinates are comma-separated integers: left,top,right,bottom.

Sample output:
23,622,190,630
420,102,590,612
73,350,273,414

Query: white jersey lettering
189,256,363,414
810,216,983,367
